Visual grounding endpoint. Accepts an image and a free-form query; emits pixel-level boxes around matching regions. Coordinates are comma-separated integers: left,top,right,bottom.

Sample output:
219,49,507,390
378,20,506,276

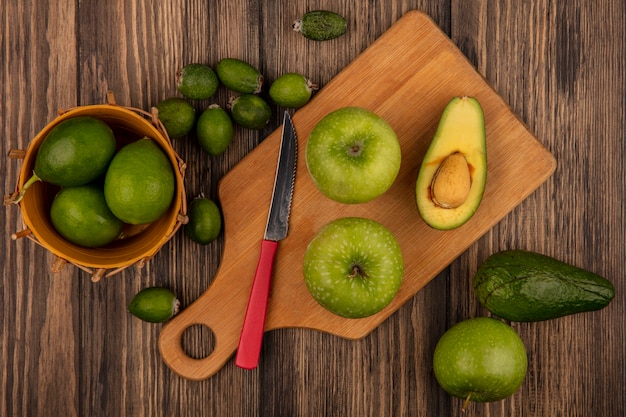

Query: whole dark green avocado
473,250,615,322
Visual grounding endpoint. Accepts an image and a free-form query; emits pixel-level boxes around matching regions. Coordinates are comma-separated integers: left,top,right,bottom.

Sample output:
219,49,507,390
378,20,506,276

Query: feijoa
269,73,318,108
228,94,272,130
176,63,219,100
50,184,123,248
104,138,175,225
15,116,116,203
184,197,222,245
216,58,263,94
196,104,234,156
128,287,180,323
293,10,347,41
155,97,196,139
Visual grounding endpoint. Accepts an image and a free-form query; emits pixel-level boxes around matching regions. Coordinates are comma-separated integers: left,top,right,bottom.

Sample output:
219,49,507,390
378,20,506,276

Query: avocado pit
430,151,471,209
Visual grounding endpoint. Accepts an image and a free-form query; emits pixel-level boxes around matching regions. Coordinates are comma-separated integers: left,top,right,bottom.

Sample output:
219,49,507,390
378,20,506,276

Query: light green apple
433,317,528,410
303,217,404,318
305,107,401,204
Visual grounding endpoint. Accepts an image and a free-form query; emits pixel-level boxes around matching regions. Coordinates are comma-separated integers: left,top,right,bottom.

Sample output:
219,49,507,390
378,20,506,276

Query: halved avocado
415,96,486,230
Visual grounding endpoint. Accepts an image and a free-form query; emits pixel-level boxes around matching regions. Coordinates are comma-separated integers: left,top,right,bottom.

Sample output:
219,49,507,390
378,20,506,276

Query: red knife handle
235,239,279,370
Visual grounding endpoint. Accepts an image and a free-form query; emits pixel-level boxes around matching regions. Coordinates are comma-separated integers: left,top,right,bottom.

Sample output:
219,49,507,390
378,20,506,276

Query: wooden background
1,0,624,416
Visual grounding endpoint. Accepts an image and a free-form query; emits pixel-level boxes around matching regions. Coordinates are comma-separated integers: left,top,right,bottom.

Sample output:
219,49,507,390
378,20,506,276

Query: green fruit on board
415,96,487,230
228,94,272,130
104,138,175,225
293,10,347,41
305,106,401,204
216,58,264,94
155,97,196,139
196,104,234,156
184,197,222,245
433,317,528,410
176,63,219,100
128,287,180,323
269,73,318,108
473,250,616,322
15,116,116,203
303,217,404,318
50,184,123,248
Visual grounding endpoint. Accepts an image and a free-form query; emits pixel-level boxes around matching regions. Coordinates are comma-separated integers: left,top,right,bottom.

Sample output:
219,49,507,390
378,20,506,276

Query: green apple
303,217,404,318
433,317,528,410
305,107,401,204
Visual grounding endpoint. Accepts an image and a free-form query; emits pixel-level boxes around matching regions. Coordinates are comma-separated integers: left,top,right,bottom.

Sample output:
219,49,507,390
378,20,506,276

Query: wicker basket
5,91,187,281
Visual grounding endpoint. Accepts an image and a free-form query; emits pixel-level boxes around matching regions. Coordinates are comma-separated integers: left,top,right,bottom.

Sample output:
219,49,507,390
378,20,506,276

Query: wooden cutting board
158,10,556,380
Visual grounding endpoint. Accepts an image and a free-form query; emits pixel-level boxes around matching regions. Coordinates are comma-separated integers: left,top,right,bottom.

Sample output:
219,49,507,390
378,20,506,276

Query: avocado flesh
415,96,486,230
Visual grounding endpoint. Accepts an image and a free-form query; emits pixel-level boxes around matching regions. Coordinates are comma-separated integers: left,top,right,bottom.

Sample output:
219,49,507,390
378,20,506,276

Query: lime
104,138,175,225
128,287,180,323
50,184,123,248
155,97,196,139
184,197,222,244
176,63,219,100
14,116,117,203
228,94,272,130
269,73,318,108
196,105,234,156
216,58,263,94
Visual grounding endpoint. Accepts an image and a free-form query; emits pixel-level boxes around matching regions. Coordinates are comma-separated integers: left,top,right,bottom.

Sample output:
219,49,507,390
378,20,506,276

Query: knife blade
235,111,297,370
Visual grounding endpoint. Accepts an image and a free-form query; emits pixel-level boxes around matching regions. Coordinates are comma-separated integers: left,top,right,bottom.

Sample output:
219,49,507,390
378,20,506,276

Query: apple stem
347,141,363,157
348,265,367,279
461,392,473,412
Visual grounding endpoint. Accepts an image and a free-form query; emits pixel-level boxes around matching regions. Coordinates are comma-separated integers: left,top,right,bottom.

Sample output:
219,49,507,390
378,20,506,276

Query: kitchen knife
235,111,298,370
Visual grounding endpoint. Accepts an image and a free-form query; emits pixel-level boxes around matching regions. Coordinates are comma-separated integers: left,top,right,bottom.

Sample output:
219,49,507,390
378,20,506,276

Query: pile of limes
18,116,176,248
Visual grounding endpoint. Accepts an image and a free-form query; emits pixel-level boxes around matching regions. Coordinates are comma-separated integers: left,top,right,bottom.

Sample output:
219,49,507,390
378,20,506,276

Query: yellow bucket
6,92,187,281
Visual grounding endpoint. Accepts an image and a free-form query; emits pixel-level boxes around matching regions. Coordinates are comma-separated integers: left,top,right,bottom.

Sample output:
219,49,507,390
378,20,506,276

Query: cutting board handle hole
181,324,216,360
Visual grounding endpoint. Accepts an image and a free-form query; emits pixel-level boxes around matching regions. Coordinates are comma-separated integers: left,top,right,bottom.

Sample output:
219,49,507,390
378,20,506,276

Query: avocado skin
474,250,615,322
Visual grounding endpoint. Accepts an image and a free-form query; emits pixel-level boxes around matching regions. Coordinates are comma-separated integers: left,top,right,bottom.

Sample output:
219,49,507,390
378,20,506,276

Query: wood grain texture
1,0,624,416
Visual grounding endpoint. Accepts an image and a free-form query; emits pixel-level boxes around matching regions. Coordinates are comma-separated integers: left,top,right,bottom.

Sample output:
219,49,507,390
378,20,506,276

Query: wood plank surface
1,1,624,416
